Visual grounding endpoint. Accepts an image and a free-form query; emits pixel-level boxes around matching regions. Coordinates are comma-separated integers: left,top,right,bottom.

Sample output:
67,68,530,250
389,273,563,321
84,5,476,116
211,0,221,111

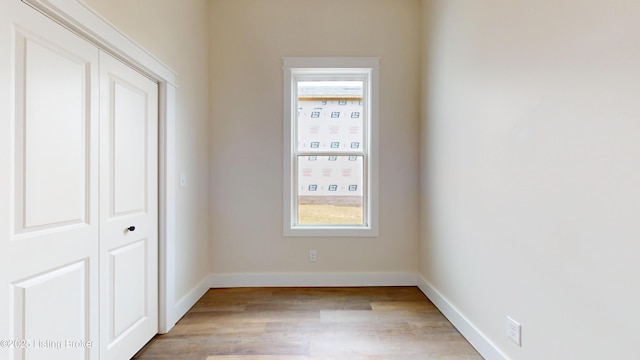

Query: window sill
284,225,379,238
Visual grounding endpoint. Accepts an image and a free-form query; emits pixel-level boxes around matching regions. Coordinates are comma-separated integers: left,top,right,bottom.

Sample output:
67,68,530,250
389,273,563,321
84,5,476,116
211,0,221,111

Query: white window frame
283,57,379,237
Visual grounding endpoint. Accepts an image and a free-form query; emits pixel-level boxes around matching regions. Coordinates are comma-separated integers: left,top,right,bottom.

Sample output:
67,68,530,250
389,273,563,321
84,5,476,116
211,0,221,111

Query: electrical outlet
506,316,521,346
309,250,317,262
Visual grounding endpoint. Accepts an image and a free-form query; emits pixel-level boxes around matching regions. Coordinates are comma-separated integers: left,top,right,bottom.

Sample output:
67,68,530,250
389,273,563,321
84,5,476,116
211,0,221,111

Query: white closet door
99,51,159,360
0,1,100,360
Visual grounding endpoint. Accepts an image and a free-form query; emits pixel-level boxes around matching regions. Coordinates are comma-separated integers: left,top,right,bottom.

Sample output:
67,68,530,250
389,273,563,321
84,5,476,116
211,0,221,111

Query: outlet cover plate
506,316,521,346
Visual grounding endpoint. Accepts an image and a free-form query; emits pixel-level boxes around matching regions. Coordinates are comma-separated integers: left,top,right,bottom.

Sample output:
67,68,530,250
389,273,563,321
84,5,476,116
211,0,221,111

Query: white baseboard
166,275,211,332
208,272,418,288
417,275,507,360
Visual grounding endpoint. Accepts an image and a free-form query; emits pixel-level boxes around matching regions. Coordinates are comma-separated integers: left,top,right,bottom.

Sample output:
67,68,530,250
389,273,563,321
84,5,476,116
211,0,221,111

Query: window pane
297,155,364,225
297,81,363,153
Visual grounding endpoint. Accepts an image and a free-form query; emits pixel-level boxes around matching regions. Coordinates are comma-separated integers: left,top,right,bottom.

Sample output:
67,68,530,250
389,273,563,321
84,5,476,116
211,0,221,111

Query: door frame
20,0,178,333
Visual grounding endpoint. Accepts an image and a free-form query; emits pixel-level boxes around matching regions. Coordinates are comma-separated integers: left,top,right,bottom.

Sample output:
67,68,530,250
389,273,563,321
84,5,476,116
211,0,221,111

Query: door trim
20,0,178,333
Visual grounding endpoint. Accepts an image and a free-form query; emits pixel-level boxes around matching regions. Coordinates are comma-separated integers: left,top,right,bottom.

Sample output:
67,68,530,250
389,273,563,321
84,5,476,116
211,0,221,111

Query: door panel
13,261,90,360
0,1,100,359
16,30,91,232
99,51,158,360
111,80,148,216
110,240,147,339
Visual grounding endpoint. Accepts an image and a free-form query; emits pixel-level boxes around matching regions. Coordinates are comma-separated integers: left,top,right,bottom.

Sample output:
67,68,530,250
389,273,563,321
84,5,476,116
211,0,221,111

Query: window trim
283,57,380,237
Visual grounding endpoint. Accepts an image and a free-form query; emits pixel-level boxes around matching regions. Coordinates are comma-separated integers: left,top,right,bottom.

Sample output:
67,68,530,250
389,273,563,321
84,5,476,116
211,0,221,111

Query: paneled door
98,52,158,360
0,1,100,359
1,2,159,359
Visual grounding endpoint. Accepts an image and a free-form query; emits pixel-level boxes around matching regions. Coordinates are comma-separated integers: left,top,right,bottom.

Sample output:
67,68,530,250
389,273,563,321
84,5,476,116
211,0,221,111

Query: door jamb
20,0,178,333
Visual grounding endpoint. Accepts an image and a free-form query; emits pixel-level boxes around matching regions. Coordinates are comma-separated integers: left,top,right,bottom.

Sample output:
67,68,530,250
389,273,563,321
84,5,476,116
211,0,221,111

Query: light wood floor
134,287,483,360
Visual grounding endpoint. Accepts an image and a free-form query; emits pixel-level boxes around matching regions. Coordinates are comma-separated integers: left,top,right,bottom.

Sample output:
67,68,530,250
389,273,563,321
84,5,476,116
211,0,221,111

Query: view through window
296,81,365,225
283,57,379,237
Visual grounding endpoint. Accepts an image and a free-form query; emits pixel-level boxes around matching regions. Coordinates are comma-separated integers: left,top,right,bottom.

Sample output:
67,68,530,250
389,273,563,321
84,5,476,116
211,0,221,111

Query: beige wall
420,0,640,359
208,0,421,275
83,0,211,301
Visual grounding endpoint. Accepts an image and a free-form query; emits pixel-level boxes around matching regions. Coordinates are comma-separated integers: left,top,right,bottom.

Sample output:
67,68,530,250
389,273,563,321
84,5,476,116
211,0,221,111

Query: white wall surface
420,0,640,359
83,0,211,302
208,0,421,276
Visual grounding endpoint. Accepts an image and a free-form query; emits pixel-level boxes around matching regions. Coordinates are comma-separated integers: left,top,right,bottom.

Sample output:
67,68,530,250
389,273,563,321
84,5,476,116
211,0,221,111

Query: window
283,57,379,237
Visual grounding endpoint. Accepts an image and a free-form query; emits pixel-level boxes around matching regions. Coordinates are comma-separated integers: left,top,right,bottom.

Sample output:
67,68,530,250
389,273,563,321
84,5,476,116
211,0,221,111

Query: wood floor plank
369,300,436,311
245,299,373,312
207,356,310,360
134,287,483,360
